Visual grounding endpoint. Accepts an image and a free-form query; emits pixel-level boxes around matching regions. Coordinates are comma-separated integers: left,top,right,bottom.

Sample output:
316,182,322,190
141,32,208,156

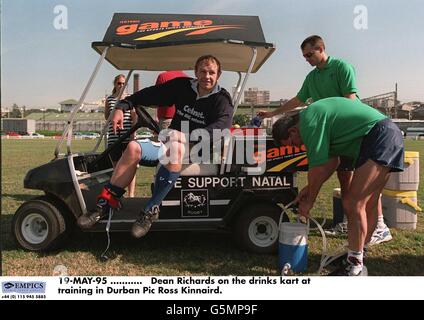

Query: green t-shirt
299,97,387,167
297,57,358,103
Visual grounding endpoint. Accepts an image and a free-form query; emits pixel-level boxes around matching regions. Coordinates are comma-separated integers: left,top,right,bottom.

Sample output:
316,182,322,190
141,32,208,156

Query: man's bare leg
113,157,137,198
338,170,353,231
111,141,141,188
131,137,186,238
77,141,142,228
344,160,390,252
127,175,137,198
338,170,353,199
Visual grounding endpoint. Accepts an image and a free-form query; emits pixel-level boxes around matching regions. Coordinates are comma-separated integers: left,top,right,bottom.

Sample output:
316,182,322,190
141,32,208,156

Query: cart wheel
234,202,289,254
12,198,67,251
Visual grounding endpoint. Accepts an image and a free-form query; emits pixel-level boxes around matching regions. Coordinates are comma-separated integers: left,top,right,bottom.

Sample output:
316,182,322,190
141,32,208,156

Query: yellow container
385,151,420,191
382,189,422,230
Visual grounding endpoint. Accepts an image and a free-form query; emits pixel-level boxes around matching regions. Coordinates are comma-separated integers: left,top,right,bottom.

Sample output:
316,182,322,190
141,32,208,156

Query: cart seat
180,163,218,176
156,163,219,176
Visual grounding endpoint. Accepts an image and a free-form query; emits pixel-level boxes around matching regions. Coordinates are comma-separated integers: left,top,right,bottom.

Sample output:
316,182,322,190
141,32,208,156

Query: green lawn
1,138,423,276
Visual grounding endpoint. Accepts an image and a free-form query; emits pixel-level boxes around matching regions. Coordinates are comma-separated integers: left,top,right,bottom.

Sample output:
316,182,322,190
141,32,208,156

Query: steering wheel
135,105,160,134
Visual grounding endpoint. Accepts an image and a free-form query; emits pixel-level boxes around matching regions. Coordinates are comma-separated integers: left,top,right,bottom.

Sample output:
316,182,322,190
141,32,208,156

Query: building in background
411,104,424,120
1,107,11,118
397,101,422,119
1,118,36,134
243,87,270,105
59,99,78,112
361,92,398,117
59,99,102,113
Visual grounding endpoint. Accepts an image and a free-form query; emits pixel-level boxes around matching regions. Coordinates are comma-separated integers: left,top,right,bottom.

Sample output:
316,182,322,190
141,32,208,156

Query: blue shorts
136,139,163,166
355,118,404,172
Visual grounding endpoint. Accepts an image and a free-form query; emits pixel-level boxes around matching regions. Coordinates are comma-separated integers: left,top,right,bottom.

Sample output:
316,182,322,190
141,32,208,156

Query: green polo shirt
297,57,358,103
299,97,387,167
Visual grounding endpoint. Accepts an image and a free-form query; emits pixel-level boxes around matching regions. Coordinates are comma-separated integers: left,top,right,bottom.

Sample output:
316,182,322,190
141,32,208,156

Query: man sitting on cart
77,55,234,238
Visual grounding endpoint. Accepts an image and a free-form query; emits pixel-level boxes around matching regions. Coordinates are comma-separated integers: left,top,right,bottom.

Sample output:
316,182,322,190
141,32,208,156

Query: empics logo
3,282,14,290
2,281,46,294
115,19,243,41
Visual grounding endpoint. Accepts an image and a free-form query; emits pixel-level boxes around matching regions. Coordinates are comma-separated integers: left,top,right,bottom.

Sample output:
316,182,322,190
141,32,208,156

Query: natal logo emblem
116,19,243,41
183,192,207,209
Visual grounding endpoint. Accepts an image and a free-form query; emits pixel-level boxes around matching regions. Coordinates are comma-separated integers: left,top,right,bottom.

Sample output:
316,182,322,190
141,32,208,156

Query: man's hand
295,186,314,218
298,199,313,218
112,109,124,134
295,186,309,203
257,110,273,118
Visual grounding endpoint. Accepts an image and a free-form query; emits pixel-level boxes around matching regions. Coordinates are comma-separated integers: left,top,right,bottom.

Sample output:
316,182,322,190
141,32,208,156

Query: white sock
347,250,363,275
348,250,363,264
377,215,386,229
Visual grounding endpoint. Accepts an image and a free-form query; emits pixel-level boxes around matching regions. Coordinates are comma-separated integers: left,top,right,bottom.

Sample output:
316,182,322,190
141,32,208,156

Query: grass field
1,138,423,276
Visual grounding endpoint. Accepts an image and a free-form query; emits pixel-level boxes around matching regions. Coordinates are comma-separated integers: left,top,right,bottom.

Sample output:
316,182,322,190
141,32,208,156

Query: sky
1,0,423,108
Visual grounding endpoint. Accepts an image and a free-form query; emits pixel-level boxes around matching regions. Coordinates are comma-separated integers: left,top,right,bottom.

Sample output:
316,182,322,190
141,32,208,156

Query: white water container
385,151,419,191
279,222,308,273
382,189,422,230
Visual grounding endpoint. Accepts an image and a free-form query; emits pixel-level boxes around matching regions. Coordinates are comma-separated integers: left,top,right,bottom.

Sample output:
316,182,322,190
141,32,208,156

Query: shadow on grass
3,213,423,276
307,252,424,276
1,213,278,275
64,230,278,276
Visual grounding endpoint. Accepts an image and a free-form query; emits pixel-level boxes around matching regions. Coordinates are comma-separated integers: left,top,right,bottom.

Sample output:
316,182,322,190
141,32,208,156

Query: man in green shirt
272,97,404,276
259,35,392,244
259,34,358,117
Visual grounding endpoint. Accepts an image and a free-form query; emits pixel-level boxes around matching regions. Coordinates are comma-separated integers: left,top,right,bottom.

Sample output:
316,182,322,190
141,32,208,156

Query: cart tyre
234,202,288,254
12,198,67,251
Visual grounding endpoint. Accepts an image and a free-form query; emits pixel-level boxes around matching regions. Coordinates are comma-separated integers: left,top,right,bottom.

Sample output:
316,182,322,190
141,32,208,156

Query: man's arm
203,94,234,138
258,96,304,118
338,61,358,98
114,78,186,113
112,78,185,133
126,80,178,109
297,157,339,217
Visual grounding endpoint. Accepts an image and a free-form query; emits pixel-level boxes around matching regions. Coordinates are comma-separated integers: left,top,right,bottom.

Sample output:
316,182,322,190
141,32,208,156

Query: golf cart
12,13,307,254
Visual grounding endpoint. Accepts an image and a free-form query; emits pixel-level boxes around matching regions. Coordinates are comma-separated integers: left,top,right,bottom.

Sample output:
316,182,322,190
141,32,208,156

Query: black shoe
131,205,160,238
328,256,368,276
77,198,112,229
326,246,369,268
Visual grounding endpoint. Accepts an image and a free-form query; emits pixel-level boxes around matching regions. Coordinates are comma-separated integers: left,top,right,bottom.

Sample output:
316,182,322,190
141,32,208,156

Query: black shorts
108,142,129,162
356,118,404,172
337,156,354,171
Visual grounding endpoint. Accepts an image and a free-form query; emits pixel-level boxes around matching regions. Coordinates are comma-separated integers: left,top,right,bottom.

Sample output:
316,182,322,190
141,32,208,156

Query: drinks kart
12,13,307,254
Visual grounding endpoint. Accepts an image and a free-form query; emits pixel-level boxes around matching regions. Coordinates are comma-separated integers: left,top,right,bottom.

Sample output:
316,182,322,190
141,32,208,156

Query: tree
232,114,250,127
10,104,21,118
